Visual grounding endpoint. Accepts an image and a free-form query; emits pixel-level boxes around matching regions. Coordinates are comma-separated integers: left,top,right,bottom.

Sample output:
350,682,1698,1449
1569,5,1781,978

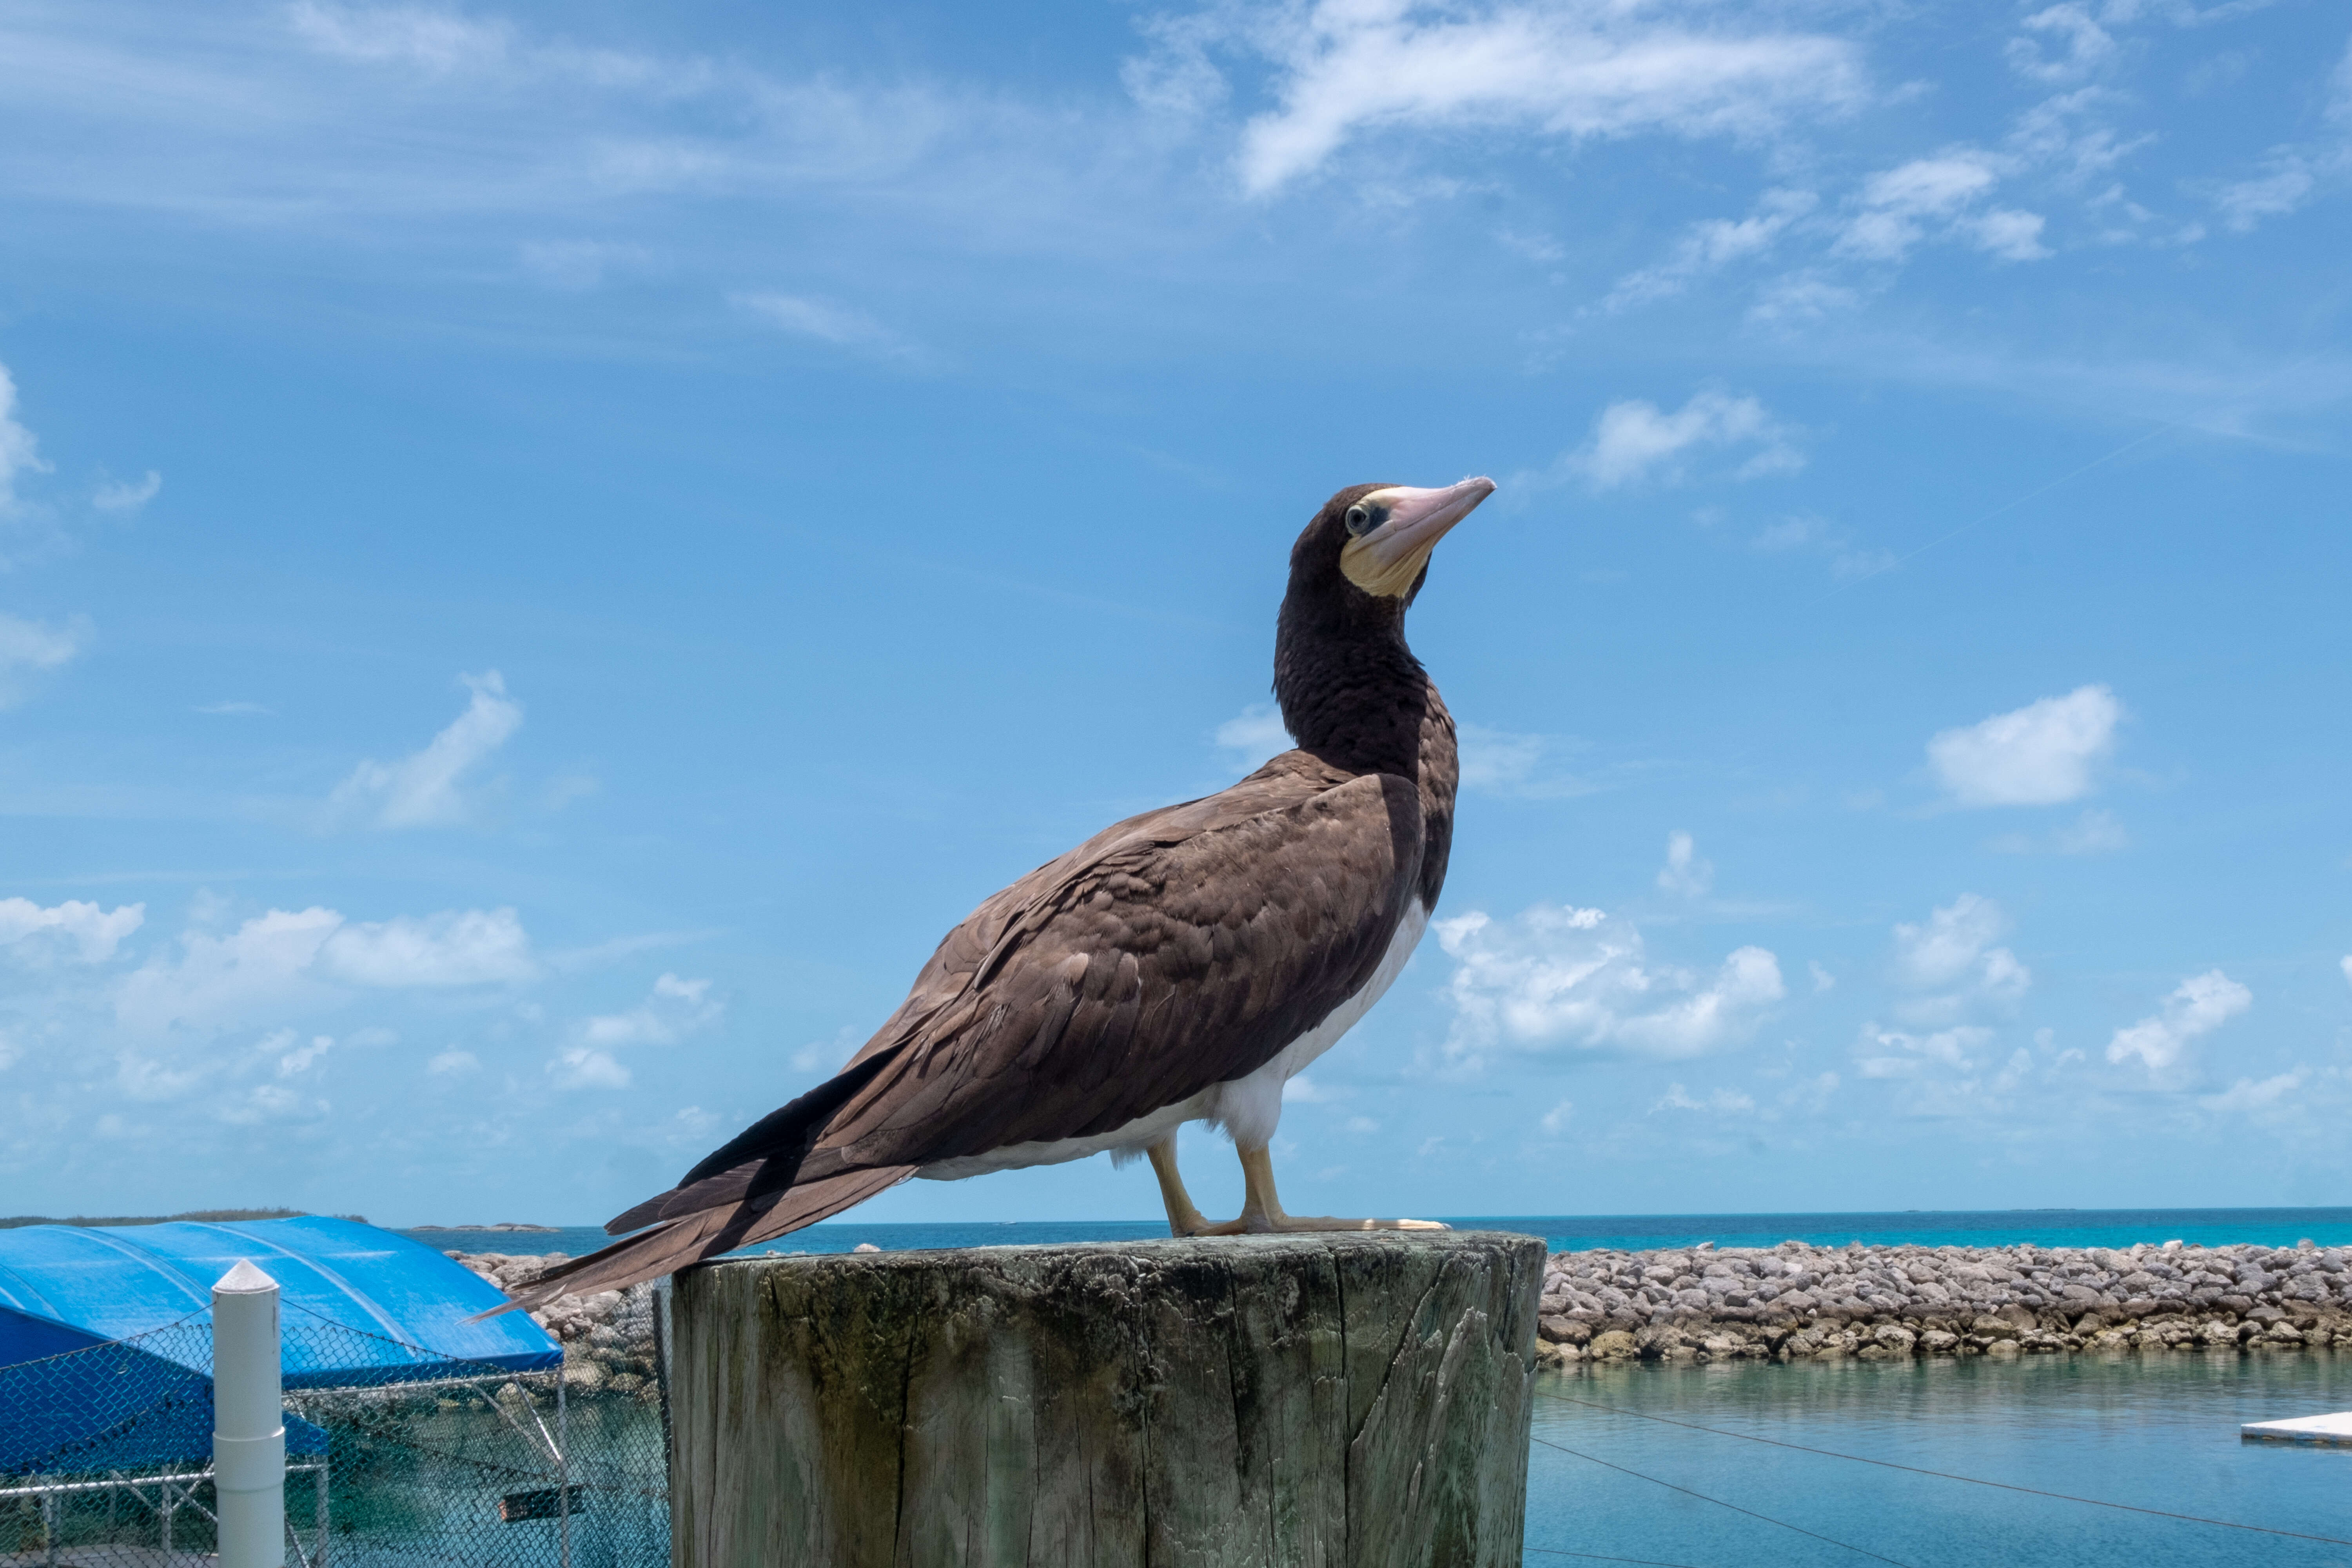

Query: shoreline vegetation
1538,1238,2352,1363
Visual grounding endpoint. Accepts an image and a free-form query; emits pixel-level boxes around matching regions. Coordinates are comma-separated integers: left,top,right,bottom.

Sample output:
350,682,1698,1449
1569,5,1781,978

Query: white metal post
212,1259,286,1568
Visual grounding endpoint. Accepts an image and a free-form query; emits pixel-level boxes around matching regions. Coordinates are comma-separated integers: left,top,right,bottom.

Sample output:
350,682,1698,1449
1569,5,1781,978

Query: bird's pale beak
1343,476,1496,597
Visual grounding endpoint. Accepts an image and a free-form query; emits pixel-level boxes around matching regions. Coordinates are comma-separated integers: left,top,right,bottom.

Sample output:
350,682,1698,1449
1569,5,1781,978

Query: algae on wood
670,1231,1541,1568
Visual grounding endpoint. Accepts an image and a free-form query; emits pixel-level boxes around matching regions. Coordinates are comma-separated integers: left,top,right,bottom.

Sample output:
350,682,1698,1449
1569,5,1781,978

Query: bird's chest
1277,897,1430,1077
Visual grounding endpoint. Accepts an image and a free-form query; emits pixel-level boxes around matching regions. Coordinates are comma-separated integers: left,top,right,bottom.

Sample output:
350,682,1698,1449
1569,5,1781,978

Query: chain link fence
1,1292,670,1568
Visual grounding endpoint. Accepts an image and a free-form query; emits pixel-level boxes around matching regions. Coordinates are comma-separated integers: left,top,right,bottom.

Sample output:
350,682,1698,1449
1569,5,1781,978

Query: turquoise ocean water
407,1205,2352,1260
409,1210,2352,1567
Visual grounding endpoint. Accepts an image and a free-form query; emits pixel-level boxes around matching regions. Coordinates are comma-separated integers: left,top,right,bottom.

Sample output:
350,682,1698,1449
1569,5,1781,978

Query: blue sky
2,0,2348,1228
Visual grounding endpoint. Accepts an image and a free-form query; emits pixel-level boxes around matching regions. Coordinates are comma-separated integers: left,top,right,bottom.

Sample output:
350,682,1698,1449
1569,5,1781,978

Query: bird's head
1292,476,1497,610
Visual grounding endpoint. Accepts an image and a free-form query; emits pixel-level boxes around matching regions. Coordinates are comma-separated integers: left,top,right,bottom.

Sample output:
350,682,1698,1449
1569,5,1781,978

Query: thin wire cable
1539,1390,2352,1549
1529,1432,1918,1568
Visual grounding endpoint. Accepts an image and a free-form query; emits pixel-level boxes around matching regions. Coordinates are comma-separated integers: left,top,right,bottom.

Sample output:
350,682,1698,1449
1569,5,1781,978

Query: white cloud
733,292,925,364
1455,724,1599,799
91,471,162,513
2005,4,2118,85
1928,684,2120,806
574,972,722,1053
1436,903,1782,1062
1970,207,2052,261
1218,1,1867,196
548,1044,632,1090
1834,151,2051,265
1538,1097,1573,1134
1889,893,2031,1025
117,903,534,1034
1808,960,1835,993
1653,1083,1755,1113
2053,807,2129,853
2106,969,2252,1078
0,897,144,962
275,1032,332,1076
1214,703,1292,770
2214,154,2317,231
2341,955,2352,989
1856,1024,1994,1078
217,1081,330,1125
329,670,523,828
118,906,344,1034
1571,388,1803,489
427,1047,480,1076
2200,1068,2302,1113
0,613,88,706
2207,39,2352,231
0,362,49,513
1748,514,1894,581
1604,187,1817,309
1655,830,1713,897
1893,894,2016,990
1746,271,1860,325
316,907,536,986
287,2,514,73
1282,1072,1335,1103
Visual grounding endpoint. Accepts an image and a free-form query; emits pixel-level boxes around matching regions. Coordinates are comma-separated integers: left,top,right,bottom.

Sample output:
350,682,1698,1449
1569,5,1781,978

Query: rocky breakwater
1536,1238,2352,1365
450,1252,663,1402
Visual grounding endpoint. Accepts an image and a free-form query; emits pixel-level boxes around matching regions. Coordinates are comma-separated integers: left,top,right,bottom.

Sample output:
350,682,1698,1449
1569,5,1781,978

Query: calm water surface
1526,1351,2350,1568
405,1206,2352,1260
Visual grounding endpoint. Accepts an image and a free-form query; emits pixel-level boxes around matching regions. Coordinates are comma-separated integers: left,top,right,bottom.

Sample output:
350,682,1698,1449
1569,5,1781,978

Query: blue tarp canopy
0,1217,561,1474
0,1216,561,1383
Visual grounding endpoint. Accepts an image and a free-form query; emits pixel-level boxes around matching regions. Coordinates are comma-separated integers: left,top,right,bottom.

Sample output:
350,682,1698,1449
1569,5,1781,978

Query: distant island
0,1208,368,1229
407,1222,562,1233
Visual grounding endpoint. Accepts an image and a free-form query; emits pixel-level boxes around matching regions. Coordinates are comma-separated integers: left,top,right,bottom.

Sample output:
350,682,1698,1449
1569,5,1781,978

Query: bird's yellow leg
1148,1136,1245,1237
1232,1145,1450,1233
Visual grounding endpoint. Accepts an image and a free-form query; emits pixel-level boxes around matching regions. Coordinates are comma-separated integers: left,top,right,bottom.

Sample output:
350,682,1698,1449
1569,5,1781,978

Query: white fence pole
212,1260,286,1568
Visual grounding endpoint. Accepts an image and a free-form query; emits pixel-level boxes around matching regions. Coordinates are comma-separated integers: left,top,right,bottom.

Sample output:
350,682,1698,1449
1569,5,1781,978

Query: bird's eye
1345,505,1374,537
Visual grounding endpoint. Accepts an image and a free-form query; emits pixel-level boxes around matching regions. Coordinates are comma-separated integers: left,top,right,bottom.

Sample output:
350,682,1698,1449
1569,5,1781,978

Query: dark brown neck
1272,586,1458,909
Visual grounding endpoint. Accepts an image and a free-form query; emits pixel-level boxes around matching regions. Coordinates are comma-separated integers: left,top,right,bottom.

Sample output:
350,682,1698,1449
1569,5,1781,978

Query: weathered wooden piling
670,1231,1542,1568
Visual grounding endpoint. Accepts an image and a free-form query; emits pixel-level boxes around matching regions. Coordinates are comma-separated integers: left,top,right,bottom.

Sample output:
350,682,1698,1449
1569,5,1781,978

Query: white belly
916,899,1429,1179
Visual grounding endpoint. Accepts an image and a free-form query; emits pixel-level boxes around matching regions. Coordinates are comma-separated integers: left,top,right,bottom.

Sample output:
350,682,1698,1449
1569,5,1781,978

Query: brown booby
504,476,1495,1312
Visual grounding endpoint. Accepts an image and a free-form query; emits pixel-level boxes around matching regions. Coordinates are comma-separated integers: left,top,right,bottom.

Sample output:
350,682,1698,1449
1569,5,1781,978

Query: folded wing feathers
490,762,1421,1314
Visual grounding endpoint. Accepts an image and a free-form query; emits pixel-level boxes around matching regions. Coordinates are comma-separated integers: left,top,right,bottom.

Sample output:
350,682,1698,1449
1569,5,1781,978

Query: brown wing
494,755,1423,1312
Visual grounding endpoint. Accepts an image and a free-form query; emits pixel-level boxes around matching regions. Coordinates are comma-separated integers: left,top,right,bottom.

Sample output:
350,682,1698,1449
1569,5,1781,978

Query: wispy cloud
1212,702,1291,770
288,2,515,74
553,973,722,1089
733,292,929,365
328,670,522,829
1655,831,1713,898
1188,1,1867,196
91,471,162,513
1565,388,1804,489
0,362,48,515
2107,968,2252,1082
1835,152,2050,264
0,613,89,707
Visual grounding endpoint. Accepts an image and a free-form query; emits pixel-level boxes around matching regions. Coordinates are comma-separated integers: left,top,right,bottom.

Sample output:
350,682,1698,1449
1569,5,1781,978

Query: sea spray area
1537,1237,2352,1363
456,1234,2352,1379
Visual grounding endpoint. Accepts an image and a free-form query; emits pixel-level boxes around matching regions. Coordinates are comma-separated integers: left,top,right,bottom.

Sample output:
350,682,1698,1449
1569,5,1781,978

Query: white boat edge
2240,1412,2352,1445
